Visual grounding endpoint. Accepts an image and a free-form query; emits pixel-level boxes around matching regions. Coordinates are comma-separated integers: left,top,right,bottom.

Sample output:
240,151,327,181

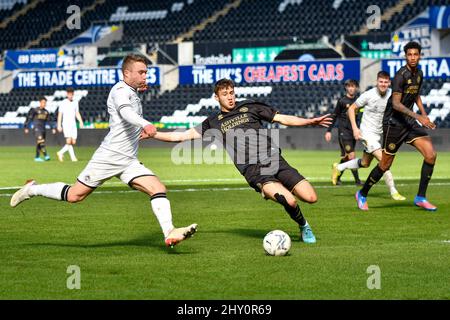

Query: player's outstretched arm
57,112,63,132
148,128,202,142
392,93,435,129
23,108,35,134
76,111,84,129
119,105,156,137
347,103,362,140
415,95,435,129
273,113,332,128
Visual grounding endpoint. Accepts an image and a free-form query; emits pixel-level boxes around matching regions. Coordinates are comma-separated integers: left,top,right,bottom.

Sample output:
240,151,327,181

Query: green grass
0,146,449,299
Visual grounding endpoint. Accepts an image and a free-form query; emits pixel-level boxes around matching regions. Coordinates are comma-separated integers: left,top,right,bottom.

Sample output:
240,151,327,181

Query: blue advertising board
13,67,160,88
5,47,86,70
382,57,450,79
5,49,59,70
430,5,450,29
179,60,360,85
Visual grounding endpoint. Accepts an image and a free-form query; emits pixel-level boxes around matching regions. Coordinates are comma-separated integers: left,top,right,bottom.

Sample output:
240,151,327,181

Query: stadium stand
191,0,400,43
0,0,449,129
33,0,231,49
0,0,27,25
152,79,450,129
2,77,448,129
2,0,449,51
0,0,94,52
367,0,450,35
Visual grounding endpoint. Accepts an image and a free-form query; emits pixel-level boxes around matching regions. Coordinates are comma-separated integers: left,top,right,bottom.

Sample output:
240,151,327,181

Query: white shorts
77,158,155,188
63,126,78,139
361,131,382,154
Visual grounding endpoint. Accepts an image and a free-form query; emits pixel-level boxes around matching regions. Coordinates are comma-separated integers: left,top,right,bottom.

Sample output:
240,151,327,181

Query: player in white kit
10,54,197,247
56,88,84,162
332,71,406,201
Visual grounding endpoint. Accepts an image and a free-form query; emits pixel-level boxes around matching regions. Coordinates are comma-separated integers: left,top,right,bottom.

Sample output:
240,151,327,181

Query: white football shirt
97,81,144,159
59,98,79,128
355,87,391,135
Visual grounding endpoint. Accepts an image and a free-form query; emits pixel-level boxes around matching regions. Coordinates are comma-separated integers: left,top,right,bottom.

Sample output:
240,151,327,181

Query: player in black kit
146,79,332,244
24,97,56,162
325,79,362,185
355,41,437,211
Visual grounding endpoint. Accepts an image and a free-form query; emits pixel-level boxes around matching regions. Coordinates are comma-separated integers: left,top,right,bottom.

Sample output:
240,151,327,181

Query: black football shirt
24,107,51,131
327,95,358,133
195,100,280,173
384,65,423,126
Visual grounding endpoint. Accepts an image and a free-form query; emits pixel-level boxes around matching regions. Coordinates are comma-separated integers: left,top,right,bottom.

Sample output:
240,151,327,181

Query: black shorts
383,122,429,155
242,156,306,193
34,129,46,142
338,129,356,156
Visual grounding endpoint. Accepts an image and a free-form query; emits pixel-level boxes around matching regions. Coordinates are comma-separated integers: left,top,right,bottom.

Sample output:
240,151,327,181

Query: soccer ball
263,230,291,256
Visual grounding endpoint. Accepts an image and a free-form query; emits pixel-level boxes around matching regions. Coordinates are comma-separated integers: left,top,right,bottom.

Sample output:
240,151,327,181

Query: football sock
290,205,307,227
337,158,346,180
360,165,385,197
337,158,361,171
351,168,360,182
274,193,307,227
59,144,70,155
150,193,174,238
40,142,47,157
35,143,41,158
28,182,70,201
383,170,398,194
418,161,434,197
68,145,76,160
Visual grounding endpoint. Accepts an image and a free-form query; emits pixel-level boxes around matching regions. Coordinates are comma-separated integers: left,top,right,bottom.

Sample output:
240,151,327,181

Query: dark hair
66,87,74,93
377,71,390,80
404,41,421,55
121,54,148,73
214,78,235,95
39,96,47,101
344,79,359,87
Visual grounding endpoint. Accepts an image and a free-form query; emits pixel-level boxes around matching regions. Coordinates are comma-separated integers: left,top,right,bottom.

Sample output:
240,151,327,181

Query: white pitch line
2,176,448,190
1,182,450,198
102,176,450,185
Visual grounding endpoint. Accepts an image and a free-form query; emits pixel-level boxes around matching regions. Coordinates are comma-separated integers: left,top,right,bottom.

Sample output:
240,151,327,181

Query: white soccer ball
263,230,291,256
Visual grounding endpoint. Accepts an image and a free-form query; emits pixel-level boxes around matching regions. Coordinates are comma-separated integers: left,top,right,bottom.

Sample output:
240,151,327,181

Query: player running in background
325,79,362,186
24,96,56,162
332,71,406,201
56,87,84,162
11,54,197,247
146,79,332,244
355,41,437,211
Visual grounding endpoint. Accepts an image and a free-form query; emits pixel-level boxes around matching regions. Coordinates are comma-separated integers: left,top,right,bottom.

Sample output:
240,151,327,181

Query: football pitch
0,146,449,300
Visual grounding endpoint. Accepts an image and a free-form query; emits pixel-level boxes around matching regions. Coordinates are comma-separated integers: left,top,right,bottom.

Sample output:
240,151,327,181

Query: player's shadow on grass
225,228,300,241
25,235,195,254
370,202,417,209
225,228,267,239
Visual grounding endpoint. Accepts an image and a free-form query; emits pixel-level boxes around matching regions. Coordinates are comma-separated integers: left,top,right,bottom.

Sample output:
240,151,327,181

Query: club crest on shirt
218,114,224,120
407,79,412,84
239,107,248,113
